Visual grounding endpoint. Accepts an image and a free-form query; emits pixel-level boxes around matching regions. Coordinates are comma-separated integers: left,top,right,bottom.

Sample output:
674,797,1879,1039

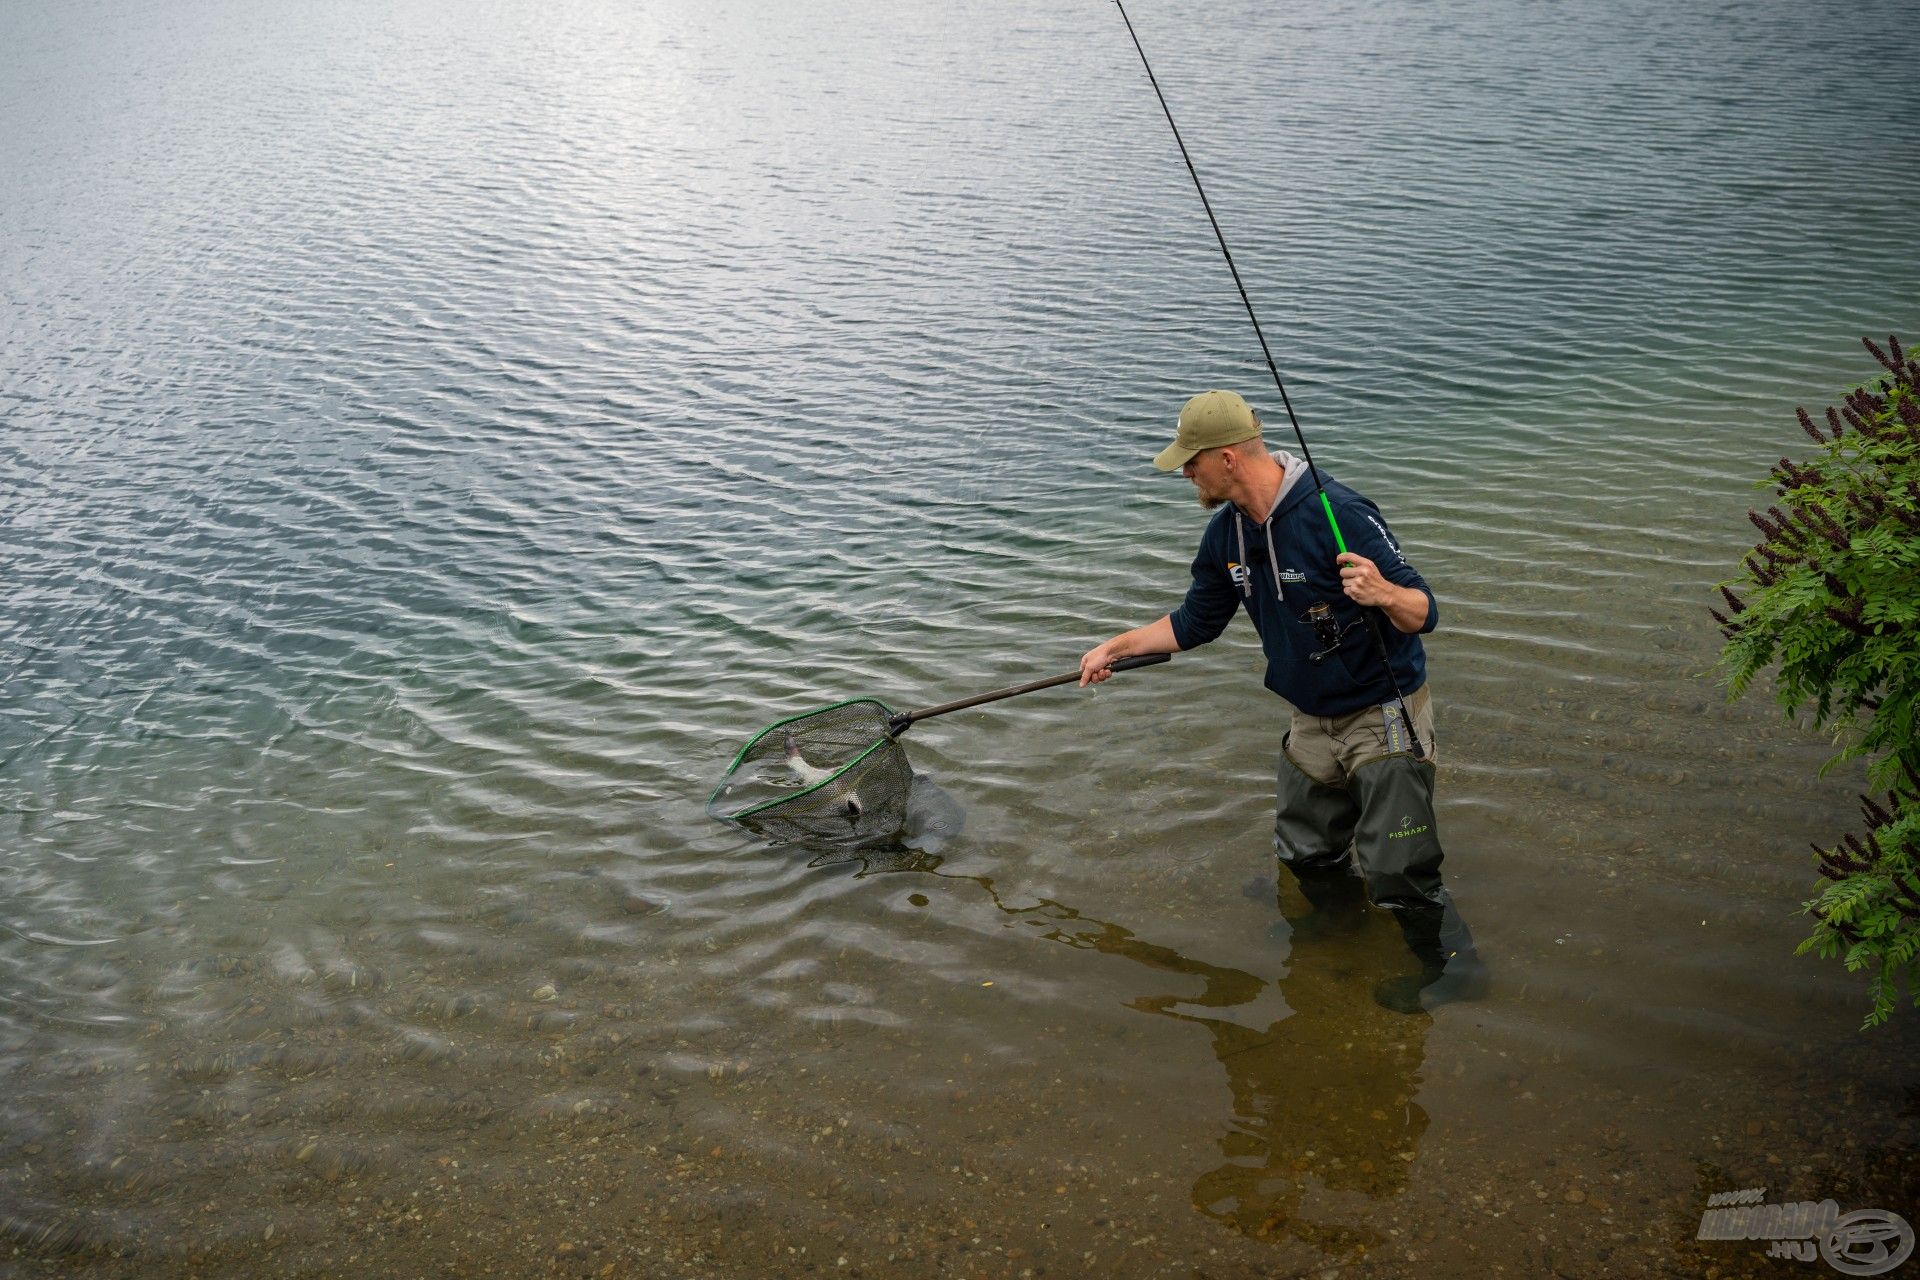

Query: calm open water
4,0,1920,1275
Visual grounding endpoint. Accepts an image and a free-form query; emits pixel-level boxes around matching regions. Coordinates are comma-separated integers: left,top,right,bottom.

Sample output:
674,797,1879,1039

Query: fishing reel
1303,601,1363,664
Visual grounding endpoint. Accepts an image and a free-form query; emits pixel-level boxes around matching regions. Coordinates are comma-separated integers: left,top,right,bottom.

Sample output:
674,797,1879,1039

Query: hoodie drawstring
1234,515,1250,599
1263,521,1284,599
1233,511,1285,601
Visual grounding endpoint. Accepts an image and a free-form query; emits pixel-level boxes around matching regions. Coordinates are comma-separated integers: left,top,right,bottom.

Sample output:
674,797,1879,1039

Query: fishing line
1113,0,1425,758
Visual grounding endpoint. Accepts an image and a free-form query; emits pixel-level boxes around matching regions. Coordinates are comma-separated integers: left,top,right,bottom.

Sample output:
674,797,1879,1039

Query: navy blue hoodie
1167,453,1436,717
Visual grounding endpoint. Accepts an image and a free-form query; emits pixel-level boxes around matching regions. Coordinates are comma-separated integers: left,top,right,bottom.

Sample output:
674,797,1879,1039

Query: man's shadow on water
815,842,1432,1258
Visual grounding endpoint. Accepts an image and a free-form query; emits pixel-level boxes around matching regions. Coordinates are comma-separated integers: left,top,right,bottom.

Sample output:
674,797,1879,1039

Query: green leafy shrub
1714,336,1920,1027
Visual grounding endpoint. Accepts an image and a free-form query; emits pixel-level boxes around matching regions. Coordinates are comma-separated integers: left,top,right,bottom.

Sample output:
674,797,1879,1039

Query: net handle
888,653,1170,736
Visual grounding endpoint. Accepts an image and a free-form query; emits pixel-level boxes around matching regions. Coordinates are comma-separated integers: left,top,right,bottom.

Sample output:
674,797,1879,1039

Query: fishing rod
1113,0,1426,759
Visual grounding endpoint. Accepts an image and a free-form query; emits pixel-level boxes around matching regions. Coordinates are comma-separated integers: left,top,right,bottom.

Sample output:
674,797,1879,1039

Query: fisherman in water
1080,390,1487,1013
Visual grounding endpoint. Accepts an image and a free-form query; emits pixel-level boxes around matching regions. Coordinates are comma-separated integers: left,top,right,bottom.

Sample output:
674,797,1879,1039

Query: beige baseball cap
1152,390,1261,471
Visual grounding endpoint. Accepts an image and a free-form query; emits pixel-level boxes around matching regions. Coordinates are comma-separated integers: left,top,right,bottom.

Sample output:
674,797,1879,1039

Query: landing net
706,700,915,847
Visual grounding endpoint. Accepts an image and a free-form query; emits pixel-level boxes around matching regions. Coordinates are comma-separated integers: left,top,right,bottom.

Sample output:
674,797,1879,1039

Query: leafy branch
1714,335,1920,1027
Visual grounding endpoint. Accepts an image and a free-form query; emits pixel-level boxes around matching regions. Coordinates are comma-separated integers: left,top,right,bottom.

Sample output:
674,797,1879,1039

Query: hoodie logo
1365,514,1408,566
1228,562,1250,590
1278,568,1307,584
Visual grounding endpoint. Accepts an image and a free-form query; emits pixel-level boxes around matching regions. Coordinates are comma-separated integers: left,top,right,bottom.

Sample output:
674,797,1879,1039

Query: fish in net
707,655,1170,849
706,700,916,847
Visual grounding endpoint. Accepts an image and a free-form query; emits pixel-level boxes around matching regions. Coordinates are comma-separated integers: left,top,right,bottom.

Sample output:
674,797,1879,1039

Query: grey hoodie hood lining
1231,449,1309,600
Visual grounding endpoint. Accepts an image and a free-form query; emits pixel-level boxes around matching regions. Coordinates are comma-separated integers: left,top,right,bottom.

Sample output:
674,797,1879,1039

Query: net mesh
706,700,916,847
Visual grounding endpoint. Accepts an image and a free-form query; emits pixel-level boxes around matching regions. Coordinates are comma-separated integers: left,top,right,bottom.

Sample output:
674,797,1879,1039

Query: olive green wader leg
1272,736,1368,938
1350,755,1489,1013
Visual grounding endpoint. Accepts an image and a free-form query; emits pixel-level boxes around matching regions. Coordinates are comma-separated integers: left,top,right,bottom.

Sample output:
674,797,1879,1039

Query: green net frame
706,699,916,847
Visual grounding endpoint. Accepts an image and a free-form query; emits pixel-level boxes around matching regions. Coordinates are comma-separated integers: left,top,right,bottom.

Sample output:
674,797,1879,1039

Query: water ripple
3,0,1919,1269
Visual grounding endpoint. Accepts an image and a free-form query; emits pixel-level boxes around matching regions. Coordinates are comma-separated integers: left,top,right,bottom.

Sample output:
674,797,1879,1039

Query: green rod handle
1319,491,1349,556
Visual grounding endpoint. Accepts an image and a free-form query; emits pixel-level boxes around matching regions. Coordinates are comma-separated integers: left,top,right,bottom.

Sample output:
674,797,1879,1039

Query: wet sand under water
8,832,1917,1280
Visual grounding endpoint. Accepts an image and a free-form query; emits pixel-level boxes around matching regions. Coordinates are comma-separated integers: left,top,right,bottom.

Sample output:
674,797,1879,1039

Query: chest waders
1273,697,1484,1011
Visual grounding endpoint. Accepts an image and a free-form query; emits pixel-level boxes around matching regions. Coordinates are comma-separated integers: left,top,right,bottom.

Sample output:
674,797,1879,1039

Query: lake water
4,0,1919,1275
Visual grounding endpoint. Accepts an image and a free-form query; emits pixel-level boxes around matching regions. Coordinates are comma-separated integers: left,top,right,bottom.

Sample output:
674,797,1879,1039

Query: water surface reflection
834,847,1431,1259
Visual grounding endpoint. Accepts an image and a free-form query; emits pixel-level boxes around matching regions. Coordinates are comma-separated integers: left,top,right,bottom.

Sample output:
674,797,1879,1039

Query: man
1079,390,1487,1014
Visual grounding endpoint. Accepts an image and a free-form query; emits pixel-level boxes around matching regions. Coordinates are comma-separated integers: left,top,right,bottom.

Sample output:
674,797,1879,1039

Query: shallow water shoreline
6,0,1920,1273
